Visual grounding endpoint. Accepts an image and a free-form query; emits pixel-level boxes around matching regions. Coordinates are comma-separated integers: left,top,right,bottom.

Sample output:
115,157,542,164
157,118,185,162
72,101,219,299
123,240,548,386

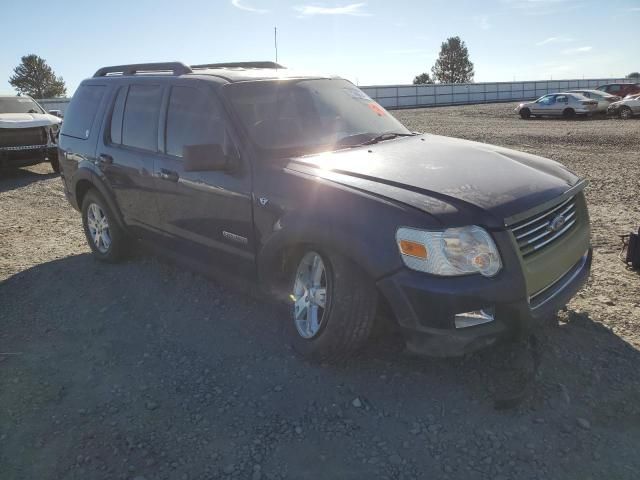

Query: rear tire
519,108,531,119
81,189,128,262
620,106,633,120
562,108,576,119
288,248,378,362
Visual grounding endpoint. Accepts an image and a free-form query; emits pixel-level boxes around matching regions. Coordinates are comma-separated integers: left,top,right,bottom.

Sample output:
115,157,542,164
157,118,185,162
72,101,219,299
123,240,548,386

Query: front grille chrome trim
511,196,573,233
0,144,49,151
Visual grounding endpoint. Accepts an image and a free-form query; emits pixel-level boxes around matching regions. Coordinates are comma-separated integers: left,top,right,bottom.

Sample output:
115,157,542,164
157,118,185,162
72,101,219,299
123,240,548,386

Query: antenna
274,26,278,64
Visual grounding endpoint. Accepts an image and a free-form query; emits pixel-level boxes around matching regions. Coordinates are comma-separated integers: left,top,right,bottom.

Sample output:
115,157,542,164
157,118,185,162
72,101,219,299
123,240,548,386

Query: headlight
396,226,502,277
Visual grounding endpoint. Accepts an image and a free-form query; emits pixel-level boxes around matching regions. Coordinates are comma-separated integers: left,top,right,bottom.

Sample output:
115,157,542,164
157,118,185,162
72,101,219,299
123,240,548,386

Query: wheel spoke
308,305,320,335
315,288,327,308
294,295,308,320
311,256,324,287
101,229,111,249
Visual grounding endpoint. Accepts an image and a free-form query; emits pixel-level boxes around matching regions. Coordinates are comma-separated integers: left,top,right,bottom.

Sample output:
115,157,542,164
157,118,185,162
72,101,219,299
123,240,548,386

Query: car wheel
289,249,377,362
620,106,633,120
519,108,531,119
81,189,127,262
49,151,60,173
562,108,576,119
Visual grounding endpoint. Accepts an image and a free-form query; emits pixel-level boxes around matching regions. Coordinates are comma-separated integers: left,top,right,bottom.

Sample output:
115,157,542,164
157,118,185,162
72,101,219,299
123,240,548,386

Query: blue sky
2,0,639,95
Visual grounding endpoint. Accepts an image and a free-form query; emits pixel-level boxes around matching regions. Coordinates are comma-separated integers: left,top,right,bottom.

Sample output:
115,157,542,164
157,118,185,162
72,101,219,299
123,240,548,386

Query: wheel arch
73,166,126,229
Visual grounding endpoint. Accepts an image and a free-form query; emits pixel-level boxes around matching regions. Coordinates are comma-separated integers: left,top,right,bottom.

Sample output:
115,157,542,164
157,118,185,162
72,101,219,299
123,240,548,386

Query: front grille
511,196,578,257
0,127,47,149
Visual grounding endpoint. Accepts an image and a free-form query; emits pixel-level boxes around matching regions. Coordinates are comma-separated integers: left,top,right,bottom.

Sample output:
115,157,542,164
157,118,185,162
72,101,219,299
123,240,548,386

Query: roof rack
191,61,285,70
93,62,193,78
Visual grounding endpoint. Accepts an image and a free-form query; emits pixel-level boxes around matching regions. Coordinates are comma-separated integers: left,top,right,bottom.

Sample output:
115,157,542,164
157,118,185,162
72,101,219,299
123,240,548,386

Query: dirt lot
1,102,639,480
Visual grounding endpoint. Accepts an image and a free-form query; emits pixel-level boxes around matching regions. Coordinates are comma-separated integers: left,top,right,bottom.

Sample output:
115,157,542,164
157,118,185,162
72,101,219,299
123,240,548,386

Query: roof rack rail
93,62,193,78
191,61,285,70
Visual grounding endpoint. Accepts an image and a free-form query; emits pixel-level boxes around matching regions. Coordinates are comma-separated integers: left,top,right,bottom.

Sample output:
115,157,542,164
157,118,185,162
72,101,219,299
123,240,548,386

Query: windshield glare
224,79,411,156
0,97,44,114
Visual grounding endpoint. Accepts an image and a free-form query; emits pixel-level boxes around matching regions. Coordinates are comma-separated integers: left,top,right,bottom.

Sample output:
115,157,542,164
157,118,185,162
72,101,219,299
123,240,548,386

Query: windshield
0,97,44,114
223,79,411,157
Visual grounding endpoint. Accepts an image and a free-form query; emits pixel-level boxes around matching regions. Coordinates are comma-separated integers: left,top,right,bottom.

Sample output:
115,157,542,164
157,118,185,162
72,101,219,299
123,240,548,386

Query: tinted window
165,86,224,157
109,86,127,144
122,85,162,151
61,85,105,139
608,85,620,92
556,95,568,103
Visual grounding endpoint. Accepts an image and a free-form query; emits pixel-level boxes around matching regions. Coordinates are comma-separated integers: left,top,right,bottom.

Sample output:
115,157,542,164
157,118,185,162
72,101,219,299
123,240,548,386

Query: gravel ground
1,102,639,480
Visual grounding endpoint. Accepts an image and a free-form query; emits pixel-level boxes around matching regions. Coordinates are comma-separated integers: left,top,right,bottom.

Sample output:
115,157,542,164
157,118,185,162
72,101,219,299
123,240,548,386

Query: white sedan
566,89,622,113
515,93,598,119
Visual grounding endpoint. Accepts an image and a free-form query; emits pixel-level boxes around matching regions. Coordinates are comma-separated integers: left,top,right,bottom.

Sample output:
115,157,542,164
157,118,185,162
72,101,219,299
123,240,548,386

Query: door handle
98,153,113,166
159,168,179,182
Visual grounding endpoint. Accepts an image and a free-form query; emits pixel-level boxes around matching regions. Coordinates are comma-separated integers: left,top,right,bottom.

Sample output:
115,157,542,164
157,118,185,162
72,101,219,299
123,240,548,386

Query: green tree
431,36,474,84
413,72,434,85
627,72,640,79
9,54,66,98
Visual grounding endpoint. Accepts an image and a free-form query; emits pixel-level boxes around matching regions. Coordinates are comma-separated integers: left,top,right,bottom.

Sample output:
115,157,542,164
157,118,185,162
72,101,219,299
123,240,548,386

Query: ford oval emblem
549,215,566,233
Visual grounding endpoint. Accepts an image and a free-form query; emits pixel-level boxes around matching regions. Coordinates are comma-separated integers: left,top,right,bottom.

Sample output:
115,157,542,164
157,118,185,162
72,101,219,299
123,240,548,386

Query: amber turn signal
398,239,428,259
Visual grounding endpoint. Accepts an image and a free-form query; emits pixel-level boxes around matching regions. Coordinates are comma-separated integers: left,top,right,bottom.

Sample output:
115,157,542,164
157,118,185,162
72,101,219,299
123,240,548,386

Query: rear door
554,94,569,115
152,81,255,275
98,82,164,232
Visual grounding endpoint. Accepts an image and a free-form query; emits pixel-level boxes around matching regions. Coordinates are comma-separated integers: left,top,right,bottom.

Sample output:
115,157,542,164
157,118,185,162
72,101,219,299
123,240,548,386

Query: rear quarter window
60,85,106,140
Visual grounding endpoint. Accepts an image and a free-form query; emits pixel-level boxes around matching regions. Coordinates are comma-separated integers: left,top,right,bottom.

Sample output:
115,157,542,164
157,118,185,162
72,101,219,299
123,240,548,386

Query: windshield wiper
362,132,417,145
335,131,416,149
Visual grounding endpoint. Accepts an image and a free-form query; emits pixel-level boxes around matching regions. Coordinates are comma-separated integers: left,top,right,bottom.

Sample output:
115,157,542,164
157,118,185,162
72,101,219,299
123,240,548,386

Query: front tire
81,189,127,262
289,249,377,362
49,151,60,173
519,108,531,119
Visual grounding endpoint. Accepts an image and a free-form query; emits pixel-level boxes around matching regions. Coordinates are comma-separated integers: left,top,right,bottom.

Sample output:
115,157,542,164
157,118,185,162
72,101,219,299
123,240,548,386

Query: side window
165,86,225,158
60,85,105,140
122,84,163,151
109,86,128,145
609,85,620,93
556,95,567,103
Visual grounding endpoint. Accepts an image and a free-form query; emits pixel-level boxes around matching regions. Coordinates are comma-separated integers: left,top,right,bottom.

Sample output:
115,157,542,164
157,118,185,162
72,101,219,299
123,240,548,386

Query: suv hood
0,113,62,129
286,134,580,228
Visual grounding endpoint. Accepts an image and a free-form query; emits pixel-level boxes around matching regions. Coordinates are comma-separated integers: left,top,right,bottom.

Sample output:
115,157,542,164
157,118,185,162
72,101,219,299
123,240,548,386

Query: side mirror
49,109,63,118
183,144,231,172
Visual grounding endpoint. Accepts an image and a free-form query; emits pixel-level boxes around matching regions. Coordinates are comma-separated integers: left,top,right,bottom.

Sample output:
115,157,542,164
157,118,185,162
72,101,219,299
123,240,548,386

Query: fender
71,161,127,230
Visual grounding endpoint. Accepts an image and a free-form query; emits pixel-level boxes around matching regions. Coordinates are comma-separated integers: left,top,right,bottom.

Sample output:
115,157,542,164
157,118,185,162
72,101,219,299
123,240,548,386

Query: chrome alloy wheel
86,203,112,253
292,251,329,339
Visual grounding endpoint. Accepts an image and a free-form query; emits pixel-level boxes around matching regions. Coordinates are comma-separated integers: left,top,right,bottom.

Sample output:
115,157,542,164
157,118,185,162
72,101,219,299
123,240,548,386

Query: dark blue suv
59,62,591,361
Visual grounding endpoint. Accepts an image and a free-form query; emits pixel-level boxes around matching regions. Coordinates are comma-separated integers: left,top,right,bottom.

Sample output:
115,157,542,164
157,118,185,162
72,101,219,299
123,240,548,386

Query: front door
152,83,255,276
531,94,554,115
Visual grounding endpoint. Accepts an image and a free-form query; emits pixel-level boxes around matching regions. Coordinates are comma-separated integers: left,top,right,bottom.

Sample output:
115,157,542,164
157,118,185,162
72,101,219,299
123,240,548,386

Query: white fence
360,78,631,109
37,77,633,114
37,98,72,114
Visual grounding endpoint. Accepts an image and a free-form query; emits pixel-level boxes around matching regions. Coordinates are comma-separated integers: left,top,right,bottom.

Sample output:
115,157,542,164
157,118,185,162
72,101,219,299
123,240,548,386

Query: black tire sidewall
620,107,632,119
81,190,125,262
287,247,377,362
520,109,530,119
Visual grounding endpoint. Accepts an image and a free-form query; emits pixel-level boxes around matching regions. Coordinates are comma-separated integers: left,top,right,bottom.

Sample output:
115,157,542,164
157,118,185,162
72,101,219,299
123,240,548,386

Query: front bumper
0,144,56,169
377,249,592,357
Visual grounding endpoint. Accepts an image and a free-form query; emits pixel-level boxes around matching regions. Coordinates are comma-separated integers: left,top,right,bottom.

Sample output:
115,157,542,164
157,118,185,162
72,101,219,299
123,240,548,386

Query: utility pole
274,27,278,64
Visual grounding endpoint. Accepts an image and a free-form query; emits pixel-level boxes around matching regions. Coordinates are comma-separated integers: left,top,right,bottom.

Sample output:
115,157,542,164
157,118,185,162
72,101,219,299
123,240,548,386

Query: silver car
566,89,622,113
515,93,598,119
607,93,640,119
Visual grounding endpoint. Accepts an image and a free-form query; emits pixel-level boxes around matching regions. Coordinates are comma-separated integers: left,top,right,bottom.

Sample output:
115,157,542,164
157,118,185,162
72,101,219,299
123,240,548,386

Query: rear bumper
377,249,592,357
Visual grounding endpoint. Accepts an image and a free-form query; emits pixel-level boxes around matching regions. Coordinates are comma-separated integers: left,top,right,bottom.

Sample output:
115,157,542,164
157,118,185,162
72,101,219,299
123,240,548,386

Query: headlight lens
396,226,502,277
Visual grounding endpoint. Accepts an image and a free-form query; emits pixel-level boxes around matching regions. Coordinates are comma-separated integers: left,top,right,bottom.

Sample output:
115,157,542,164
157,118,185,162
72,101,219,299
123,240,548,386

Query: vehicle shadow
3,251,640,415
0,167,58,193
